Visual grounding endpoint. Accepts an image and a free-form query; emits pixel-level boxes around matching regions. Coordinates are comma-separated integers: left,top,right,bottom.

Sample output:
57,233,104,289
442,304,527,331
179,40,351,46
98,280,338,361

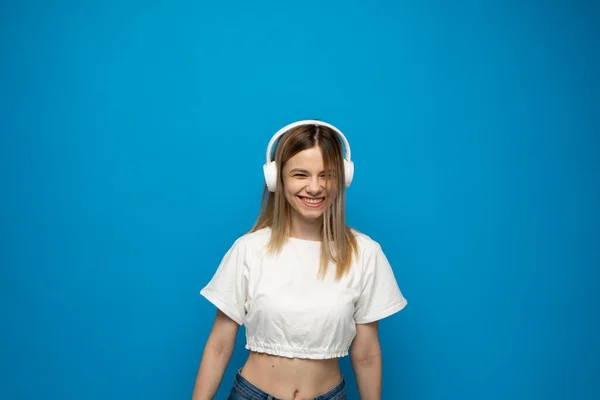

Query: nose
306,176,323,194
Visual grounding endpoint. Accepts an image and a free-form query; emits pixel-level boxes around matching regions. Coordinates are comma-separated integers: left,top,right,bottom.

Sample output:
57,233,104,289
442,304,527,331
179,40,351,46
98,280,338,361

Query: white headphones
263,119,354,192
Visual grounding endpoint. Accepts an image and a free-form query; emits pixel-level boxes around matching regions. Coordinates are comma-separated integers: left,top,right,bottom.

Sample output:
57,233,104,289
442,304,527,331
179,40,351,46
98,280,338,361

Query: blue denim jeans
226,370,346,400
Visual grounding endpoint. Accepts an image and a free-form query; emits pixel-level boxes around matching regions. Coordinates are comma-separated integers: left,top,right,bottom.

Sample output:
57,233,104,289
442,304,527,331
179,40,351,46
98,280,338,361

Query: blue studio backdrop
1,1,598,399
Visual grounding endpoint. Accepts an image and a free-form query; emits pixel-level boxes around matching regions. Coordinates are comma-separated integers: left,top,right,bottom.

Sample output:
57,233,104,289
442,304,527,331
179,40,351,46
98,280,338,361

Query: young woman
191,120,408,400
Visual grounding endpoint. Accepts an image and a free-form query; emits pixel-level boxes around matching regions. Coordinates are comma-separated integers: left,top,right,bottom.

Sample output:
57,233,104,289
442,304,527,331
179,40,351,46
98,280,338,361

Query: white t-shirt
200,227,407,360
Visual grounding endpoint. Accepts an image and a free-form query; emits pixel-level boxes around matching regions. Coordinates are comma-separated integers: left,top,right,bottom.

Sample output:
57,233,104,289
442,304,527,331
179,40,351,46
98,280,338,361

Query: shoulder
230,227,271,250
350,228,384,254
215,228,270,268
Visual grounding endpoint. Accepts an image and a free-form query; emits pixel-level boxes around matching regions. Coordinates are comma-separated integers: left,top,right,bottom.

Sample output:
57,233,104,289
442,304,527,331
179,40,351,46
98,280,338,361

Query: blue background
1,1,598,399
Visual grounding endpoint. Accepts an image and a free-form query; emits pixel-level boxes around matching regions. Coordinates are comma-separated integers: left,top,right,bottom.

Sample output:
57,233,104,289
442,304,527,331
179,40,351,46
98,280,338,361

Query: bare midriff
240,351,342,400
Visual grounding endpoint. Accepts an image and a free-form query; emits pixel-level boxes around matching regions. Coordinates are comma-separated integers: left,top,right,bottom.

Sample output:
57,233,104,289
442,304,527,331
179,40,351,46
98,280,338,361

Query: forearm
191,339,234,400
351,353,382,400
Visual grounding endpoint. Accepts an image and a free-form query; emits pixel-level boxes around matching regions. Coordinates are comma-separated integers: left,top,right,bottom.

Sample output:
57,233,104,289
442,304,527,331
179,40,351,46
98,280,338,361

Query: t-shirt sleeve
200,238,248,325
354,243,408,324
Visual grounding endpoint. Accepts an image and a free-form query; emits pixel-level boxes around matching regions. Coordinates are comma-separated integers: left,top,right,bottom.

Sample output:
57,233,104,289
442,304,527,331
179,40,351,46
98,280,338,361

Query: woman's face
282,145,337,223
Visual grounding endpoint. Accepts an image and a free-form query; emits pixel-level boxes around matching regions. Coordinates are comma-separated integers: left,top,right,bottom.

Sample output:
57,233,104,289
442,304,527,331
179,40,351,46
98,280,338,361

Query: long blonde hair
249,123,359,280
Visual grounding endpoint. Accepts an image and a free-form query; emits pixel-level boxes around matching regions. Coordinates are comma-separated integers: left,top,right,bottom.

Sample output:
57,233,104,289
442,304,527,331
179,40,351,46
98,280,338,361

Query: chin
299,207,327,220
301,211,324,220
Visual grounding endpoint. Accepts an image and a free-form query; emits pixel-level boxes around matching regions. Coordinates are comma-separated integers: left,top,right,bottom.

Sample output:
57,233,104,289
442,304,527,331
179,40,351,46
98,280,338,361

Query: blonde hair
250,123,359,280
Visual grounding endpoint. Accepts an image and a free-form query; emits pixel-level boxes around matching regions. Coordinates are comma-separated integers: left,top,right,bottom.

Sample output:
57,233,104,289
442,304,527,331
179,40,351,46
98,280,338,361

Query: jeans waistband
234,370,345,400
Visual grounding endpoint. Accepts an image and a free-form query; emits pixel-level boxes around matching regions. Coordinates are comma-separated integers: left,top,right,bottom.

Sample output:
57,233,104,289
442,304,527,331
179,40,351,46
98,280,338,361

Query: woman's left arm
350,321,382,400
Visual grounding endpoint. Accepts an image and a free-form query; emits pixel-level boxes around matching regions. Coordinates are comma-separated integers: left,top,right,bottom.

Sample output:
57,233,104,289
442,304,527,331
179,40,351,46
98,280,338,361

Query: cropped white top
200,227,407,360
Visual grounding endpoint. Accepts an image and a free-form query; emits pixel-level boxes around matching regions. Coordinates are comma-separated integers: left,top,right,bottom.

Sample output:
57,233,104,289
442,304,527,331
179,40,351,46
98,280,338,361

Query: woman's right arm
191,310,240,400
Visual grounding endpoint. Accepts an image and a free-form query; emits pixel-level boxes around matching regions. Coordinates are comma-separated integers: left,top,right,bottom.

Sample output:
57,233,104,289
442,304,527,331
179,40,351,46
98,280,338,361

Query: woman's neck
289,215,322,242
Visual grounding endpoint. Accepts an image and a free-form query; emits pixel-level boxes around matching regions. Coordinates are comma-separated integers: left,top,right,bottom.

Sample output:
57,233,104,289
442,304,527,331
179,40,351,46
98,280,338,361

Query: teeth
301,197,324,204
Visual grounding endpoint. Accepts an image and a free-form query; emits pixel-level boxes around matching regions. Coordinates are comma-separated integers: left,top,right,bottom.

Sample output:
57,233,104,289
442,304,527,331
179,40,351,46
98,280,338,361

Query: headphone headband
265,120,352,164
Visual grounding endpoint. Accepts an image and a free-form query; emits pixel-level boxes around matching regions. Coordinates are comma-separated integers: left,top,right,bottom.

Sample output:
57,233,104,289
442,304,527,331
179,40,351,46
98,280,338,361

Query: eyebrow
288,168,332,174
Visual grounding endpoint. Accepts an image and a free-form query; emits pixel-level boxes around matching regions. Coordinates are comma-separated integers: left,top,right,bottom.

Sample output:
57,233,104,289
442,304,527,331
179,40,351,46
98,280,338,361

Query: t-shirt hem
245,341,349,360
199,289,245,325
354,297,408,324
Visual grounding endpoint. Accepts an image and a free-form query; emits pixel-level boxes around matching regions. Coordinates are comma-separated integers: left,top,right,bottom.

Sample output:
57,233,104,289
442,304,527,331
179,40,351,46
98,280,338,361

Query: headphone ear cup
263,162,277,192
343,160,354,188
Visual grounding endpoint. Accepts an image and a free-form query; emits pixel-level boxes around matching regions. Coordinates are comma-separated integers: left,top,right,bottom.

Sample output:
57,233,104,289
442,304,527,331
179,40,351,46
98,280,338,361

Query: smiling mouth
297,196,325,208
